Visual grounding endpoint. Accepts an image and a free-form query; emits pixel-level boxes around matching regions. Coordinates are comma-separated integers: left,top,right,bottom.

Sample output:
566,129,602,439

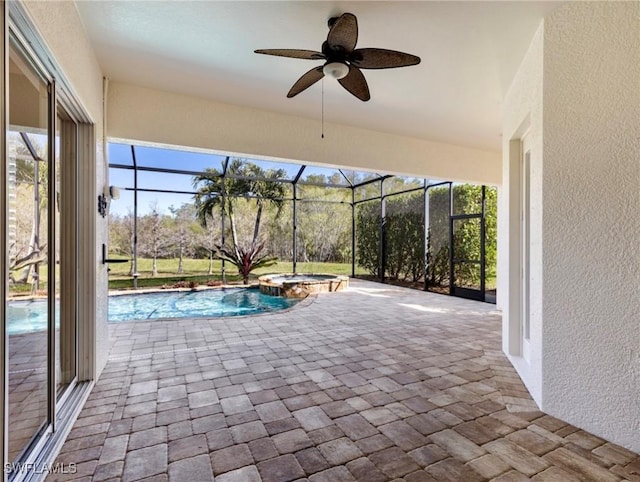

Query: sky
107,143,373,217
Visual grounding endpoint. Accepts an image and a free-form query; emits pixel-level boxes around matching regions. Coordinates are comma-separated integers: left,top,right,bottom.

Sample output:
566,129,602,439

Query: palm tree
193,158,287,283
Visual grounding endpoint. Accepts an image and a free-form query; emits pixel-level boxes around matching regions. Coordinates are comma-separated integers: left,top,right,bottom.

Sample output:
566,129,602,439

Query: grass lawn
9,256,496,295
107,257,367,290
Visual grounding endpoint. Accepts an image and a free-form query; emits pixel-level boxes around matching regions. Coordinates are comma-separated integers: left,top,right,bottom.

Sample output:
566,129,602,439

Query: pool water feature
7,288,299,334
259,273,349,298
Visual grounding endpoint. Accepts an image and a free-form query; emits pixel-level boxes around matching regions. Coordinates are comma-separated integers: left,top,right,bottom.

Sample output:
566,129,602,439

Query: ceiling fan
255,12,421,102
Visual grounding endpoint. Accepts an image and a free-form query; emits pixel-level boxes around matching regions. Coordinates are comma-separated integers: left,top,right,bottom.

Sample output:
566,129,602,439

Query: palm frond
214,241,277,284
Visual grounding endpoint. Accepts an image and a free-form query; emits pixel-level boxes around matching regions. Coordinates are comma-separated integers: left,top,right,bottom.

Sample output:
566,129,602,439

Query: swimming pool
7,288,299,334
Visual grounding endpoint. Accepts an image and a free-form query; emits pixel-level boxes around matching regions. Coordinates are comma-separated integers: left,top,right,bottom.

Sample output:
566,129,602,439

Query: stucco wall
107,81,502,185
541,1,640,452
500,22,544,403
22,1,109,378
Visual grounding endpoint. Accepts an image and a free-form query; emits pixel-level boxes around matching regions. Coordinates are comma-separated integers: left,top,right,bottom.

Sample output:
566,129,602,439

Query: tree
262,202,292,262
138,202,174,276
194,159,287,283
109,210,135,275
296,183,351,264
8,133,48,287
194,214,221,275
168,203,198,274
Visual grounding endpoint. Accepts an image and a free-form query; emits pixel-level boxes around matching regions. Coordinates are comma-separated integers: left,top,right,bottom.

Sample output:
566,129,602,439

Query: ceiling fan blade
327,13,358,54
287,66,325,98
349,48,421,69
338,65,370,101
255,49,325,60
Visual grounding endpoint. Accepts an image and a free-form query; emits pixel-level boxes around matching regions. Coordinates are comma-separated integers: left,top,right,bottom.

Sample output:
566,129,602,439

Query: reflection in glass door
7,41,50,463
56,110,77,400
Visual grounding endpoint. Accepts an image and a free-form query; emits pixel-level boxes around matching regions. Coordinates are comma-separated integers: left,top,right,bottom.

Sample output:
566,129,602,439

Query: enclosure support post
221,203,226,284
423,181,430,291
131,146,138,289
221,157,229,284
480,185,486,299
379,178,386,283
448,182,454,296
292,182,297,274
351,187,355,278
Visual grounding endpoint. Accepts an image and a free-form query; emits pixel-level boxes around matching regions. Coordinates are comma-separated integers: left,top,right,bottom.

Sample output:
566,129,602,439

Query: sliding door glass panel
56,110,77,399
7,42,50,463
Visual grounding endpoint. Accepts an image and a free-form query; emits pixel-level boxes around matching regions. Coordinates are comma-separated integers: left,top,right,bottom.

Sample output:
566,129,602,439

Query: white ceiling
76,1,562,152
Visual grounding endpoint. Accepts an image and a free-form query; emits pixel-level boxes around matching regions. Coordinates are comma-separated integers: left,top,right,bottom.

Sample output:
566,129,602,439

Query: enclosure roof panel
109,142,388,187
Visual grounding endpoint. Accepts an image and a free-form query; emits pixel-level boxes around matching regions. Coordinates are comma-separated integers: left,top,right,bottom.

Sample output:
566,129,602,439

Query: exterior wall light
98,185,120,217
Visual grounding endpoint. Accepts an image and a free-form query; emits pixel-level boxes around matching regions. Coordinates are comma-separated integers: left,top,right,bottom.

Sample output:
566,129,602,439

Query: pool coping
108,283,260,297
6,282,262,302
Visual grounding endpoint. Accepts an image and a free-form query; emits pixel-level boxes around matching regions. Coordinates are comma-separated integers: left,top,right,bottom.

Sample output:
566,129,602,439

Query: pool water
7,288,299,334
7,301,59,335
109,288,298,321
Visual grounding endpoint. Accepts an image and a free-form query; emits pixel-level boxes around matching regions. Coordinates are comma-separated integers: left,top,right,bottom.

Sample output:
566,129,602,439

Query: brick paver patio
47,280,639,481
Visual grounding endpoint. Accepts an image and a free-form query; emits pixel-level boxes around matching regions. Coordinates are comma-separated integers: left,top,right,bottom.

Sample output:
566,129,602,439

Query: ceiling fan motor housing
321,40,346,61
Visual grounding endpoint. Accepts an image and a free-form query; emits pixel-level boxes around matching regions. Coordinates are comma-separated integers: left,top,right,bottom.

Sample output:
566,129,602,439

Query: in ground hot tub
258,273,349,298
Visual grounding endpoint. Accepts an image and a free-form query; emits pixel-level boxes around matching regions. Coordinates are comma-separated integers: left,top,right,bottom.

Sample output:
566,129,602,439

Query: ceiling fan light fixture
323,61,349,79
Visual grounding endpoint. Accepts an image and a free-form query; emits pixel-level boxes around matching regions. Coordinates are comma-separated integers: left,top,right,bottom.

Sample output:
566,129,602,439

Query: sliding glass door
6,40,51,464
5,34,78,471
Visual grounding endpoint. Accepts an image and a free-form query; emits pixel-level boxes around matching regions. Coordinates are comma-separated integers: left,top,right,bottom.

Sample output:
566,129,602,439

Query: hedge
356,184,496,288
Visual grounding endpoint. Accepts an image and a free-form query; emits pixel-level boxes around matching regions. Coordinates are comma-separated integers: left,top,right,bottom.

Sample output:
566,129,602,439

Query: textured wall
107,82,502,185
22,1,103,121
541,1,640,452
500,22,544,403
23,1,110,378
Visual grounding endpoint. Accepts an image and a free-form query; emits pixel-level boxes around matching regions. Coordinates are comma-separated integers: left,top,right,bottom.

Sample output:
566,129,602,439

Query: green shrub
355,184,497,289
355,201,381,277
